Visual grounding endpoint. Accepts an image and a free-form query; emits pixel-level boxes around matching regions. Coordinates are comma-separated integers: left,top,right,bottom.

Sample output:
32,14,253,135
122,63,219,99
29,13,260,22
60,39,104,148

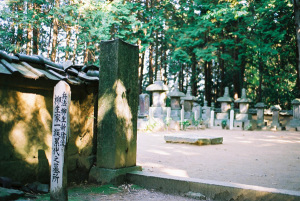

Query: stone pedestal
89,39,140,184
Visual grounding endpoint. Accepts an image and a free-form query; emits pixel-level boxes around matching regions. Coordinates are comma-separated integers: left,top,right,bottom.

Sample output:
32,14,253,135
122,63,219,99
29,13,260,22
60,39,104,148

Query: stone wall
0,84,97,184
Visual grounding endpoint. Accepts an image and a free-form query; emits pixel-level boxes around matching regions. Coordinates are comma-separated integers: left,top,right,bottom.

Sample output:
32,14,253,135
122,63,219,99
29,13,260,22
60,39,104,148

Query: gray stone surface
164,134,223,145
0,187,24,200
97,39,139,170
216,113,228,120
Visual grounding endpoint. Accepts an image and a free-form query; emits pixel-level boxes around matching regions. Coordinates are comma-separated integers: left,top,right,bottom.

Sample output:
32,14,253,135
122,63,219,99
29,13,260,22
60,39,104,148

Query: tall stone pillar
89,39,141,184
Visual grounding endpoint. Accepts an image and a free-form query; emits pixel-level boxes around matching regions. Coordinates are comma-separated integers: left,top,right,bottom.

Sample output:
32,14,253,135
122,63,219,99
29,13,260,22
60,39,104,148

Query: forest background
0,0,299,109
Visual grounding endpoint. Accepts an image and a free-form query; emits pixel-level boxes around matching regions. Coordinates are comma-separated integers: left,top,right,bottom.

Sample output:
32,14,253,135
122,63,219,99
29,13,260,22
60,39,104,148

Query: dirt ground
137,129,300,191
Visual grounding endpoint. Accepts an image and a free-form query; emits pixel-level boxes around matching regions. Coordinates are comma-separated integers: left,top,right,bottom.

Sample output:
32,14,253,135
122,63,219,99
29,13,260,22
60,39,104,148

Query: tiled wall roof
0,51,99,86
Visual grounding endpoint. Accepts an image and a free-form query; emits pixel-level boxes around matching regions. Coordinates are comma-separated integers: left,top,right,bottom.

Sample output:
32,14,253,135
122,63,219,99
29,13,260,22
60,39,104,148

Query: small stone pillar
215,87,233,127
168,81,185,120
255,102,266,128
270,105,282,130
230,103,234,130
89,39,141,184
146,71,168,117
180,86,196,119
287,99,300,130
138,94,150,118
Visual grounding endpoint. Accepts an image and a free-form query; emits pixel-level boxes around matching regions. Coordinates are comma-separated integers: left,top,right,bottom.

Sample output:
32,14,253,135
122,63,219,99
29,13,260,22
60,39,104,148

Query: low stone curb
127,171,300,201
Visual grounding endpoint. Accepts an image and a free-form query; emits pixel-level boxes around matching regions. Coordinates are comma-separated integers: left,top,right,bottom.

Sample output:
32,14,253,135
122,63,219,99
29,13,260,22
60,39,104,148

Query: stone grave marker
50,81,71,201
138,94,150,118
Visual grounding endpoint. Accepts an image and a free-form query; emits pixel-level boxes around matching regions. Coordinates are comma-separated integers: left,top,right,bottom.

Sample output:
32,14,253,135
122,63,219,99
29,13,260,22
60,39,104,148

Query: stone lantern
180,86,196,119
168,81,185,120
287,99,300,130
234,88,252,121
255,102,266,128
146,70,168,117
215,87,233,126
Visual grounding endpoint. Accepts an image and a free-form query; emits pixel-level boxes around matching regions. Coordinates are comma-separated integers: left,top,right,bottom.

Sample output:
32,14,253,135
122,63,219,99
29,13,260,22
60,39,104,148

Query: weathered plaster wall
0,85,96,184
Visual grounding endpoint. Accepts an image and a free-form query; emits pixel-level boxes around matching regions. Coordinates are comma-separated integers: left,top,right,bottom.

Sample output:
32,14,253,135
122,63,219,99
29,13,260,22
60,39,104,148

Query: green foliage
0,0,297,109
180,119,190,130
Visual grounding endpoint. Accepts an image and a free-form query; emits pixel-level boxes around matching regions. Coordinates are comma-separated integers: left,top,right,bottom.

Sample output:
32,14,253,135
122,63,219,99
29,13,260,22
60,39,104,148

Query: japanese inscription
50,81,71,197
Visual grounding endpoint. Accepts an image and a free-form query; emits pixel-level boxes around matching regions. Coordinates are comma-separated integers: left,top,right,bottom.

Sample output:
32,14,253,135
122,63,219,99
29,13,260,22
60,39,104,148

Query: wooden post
50,81,71,201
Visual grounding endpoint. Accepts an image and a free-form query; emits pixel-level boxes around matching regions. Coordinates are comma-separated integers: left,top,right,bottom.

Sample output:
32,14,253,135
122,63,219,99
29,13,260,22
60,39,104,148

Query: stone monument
215,87,233,127
138,93,150,118
234,88,253,129
180,86,197,119
287,99,300,131
202,100,211,127
168,80,185,121
50,81,71,201
89,39,141,184
270,105,282,130
146,70,169,118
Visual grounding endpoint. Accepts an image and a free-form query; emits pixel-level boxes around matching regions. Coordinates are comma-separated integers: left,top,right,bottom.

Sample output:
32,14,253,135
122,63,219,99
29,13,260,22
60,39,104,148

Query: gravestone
202,100,211,127
89,39,141,184
234,88,253,129
138,94,150,118
215,87,233,127
255,102,266,128
168,80,185,121
146,70,168,118
50,81,71,201
181,86,196,119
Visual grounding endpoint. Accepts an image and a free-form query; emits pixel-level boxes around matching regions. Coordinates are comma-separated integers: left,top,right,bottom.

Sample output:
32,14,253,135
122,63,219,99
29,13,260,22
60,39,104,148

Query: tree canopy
0,0,298,109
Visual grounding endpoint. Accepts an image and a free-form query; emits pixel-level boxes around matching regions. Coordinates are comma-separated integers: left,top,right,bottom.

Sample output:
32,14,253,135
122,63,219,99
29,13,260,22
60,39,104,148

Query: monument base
89,166,142,184
235,113,252,121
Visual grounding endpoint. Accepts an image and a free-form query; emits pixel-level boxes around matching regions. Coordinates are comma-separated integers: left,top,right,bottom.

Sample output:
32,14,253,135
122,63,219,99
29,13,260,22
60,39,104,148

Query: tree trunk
65,28,71,60
50,0,60,61
191,52,197,96
179,63,184,92
294,0,300,95
155,30,159,79
205,61,212,105
16,4,23,53
139,53,145,94
26,2,33,55
149,43,154,84
32,1,40,55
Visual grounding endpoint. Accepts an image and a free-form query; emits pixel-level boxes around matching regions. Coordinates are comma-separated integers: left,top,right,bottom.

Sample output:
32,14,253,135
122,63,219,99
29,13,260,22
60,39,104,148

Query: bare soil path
137,129,300,191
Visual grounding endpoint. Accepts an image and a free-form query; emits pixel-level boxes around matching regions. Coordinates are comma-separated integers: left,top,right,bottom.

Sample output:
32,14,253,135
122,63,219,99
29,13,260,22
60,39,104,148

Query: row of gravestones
138,79,300,131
